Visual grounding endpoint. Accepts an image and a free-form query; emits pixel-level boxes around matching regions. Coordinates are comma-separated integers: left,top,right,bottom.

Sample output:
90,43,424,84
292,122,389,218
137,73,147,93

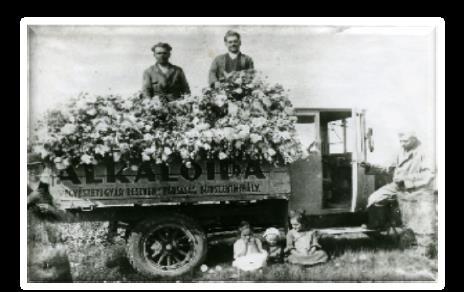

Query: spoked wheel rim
142,224,196,271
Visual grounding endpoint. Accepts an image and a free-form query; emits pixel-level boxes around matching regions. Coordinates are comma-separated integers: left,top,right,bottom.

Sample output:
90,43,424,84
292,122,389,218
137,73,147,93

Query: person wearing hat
208,30,254,88
27,152,72,282
27,153,54,213
361,130,436,257
262,227,285,263
142,42,190,101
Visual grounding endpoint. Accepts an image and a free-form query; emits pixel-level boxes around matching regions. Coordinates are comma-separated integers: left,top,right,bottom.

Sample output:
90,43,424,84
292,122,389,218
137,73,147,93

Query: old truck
52,107,378,278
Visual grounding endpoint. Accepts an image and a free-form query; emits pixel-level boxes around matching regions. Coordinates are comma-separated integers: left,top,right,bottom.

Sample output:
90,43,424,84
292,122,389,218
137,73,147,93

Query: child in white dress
232,222,268,272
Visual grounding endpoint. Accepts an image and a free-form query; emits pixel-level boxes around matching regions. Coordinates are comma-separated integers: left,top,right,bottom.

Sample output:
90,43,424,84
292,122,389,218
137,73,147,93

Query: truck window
328,118,353,154
295,115,316,154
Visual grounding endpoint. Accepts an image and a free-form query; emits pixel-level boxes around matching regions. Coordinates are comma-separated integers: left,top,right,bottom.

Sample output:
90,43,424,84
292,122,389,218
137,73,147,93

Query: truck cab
289,108,376,227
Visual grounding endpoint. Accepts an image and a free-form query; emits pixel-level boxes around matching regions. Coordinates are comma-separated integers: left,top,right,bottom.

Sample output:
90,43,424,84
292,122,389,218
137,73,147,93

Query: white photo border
20,17,445,290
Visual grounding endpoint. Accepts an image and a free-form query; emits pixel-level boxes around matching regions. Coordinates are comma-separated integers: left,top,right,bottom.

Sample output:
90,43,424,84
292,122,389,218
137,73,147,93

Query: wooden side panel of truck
56,160,291,209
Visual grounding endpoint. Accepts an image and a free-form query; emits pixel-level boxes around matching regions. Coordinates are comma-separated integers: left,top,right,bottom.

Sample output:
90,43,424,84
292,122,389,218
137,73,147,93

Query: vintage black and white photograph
21,18,444,289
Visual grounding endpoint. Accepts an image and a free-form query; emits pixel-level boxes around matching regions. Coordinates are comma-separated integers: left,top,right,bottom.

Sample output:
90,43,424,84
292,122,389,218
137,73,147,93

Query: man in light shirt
362,130,436,257
208,30,254,88
364,131,435,208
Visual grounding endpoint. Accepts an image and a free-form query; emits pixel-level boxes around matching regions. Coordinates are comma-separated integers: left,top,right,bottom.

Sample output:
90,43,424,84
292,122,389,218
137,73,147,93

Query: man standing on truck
361,131,436,257
142,42,190,101
208,30,254,88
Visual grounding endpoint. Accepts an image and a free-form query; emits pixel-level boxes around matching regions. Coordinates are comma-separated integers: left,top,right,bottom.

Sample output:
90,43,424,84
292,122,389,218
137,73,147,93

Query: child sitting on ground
262,227,285,263
232,221,268,272
285,213,329,266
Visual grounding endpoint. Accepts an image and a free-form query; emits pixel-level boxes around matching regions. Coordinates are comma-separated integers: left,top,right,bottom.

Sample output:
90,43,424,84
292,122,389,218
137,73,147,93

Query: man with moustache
208,30,254,88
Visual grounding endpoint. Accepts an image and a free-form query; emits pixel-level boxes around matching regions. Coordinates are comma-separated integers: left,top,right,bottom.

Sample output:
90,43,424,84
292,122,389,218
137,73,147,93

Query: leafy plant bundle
30,70,305,170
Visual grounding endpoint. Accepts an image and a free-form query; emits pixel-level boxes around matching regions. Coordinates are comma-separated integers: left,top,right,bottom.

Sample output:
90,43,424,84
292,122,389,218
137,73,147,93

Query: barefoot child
232,222,268,272
285,213,328,266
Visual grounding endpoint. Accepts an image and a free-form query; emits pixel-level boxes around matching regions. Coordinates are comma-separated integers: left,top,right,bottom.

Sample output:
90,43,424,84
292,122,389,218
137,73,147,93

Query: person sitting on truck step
284,213,329,266
361,130,436,257
142,42,190,101
232,221,268,272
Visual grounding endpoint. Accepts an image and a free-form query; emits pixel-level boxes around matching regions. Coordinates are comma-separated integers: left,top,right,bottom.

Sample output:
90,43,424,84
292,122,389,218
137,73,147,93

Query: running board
316,226,376,235
207,226,377,245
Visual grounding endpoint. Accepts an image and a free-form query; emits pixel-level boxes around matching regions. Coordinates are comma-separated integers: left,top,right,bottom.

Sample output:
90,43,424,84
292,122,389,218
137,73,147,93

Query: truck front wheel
126,213,207,278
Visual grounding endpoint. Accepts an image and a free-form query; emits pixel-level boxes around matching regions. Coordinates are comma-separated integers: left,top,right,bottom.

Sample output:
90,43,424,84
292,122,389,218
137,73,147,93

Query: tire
126,213,207,278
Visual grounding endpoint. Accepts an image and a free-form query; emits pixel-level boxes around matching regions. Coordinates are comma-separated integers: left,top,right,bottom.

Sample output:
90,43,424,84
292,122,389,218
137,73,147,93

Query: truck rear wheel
126,213,207,278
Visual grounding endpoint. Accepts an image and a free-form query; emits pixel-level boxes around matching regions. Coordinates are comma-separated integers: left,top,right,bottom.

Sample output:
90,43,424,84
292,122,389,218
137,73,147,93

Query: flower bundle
30,70,305,170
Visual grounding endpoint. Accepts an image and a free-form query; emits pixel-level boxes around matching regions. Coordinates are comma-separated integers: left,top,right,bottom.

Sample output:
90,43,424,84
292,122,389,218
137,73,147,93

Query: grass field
56,222,438,282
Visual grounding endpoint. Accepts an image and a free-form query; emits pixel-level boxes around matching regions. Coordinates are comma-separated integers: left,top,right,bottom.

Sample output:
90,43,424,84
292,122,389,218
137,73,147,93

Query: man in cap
208,30,254,88
27,153,56,215
27,152,72,282
142,42,190,101
361,131,436,257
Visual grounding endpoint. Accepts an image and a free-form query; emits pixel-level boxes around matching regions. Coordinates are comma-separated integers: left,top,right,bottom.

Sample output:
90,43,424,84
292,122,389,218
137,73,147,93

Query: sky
27,25,436,164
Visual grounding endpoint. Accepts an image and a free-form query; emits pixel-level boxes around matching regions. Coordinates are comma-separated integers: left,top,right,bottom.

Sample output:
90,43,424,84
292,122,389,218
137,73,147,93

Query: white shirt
228,52,239,60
